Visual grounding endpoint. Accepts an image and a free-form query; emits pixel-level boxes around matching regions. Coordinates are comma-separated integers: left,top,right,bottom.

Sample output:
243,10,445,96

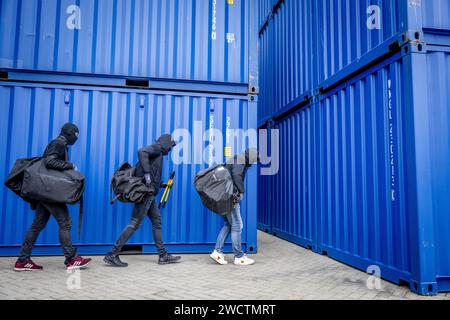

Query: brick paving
0,232,448,300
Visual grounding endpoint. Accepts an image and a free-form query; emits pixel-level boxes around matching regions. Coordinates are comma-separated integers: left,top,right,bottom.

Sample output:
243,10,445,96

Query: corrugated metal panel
316,54,411,284
258,0,273,29
258,47,450,294
257,1,450,125
256,168,270,232
270,108,317,248
424,51,450,279
314,0,405,86
317,48,450,294
258,0,314,123
422,0,450,30
257,15,273,123
0,0,252,83
0,82,258,254
402,47,450,294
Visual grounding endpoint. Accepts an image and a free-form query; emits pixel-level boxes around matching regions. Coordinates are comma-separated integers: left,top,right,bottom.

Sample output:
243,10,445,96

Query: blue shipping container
258,0,314,124
258,43,450,295
0,0,257,84
257,0,273,29
0,82,258,255
257,0,450,124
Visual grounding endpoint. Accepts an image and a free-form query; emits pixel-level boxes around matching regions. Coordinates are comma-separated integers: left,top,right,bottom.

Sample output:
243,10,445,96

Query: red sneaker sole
14,268,42,272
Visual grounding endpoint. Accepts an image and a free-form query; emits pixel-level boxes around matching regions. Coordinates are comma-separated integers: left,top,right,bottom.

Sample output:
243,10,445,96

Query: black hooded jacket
225,149,258,195
43,124,79,171
135,134,175,196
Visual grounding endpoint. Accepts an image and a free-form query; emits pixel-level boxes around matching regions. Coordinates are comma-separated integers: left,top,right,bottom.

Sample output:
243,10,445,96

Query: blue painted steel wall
258,0,315,124
256,168,270,232
258,48,450,294
0,82,258,255
257,0,273,29
314,0,406,86
270,108,317,249
316,52,412,288
420,0,450,30
257,0,450,295
257,0,450,124
0,0,252,83
317,47,450,295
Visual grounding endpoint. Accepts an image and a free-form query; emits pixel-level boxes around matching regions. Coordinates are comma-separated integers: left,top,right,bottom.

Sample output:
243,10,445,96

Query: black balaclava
157,134,176,155
60,123,79,145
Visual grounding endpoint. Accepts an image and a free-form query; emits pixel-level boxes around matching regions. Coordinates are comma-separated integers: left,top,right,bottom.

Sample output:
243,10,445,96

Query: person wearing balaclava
210,148,259,266
104,134,181,267
14,123,92,271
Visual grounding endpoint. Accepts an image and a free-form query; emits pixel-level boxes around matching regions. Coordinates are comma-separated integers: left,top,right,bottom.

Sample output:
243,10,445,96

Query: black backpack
110,163,152,204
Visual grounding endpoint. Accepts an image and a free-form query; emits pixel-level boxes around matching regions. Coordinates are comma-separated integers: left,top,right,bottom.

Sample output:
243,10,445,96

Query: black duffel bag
4,157,42,203
110,163,152,204
5,157,85,239
20,159,84,204
194,164,235,216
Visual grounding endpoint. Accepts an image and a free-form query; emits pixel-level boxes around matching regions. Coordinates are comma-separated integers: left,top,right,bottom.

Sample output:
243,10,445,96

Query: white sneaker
234,254,255,266
210,250,228,265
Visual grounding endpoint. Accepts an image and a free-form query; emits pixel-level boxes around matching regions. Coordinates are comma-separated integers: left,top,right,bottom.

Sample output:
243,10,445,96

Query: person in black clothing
104,134,181,267
14,123,92,271
210,148,259,266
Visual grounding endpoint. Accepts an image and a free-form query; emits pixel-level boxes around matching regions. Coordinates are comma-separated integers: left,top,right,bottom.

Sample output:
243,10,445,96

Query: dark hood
156,134,176,155
60,123,79,145
245,148,259,166
230,148,259,166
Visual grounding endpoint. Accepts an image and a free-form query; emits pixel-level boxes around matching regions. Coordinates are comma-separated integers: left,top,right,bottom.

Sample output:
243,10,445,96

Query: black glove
232,192,241,206
160,183,168,189
144,173,152,187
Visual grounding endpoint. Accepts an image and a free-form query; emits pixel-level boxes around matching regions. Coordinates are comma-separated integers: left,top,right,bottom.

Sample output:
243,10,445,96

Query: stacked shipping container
0,0,259,255
258,0,450,295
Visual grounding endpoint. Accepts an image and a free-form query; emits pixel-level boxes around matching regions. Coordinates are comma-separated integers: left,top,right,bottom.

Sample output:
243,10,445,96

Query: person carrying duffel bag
6,123,91,271
206,148,259,267
104,134,181,267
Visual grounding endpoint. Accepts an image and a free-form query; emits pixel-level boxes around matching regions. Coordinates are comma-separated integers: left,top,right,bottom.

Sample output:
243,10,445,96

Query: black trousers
19,202,77,262
111,196,166,256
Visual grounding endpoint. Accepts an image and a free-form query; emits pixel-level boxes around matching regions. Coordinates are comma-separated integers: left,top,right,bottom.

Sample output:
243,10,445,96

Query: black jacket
135,135,175,196
225,150,257,195
43,136,74,171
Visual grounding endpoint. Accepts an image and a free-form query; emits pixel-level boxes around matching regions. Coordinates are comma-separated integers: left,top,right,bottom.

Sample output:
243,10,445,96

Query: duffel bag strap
78,195,83,240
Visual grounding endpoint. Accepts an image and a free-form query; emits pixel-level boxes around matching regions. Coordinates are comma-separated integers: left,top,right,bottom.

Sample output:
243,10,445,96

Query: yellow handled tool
159,171,175,209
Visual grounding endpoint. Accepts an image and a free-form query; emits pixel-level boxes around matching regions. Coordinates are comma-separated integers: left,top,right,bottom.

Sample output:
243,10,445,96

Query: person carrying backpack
210,148,259,266
14,123,92,271
104,134,181,267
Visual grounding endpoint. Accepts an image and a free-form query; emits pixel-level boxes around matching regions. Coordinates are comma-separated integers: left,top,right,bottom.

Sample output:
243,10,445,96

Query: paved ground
0,231,448,300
